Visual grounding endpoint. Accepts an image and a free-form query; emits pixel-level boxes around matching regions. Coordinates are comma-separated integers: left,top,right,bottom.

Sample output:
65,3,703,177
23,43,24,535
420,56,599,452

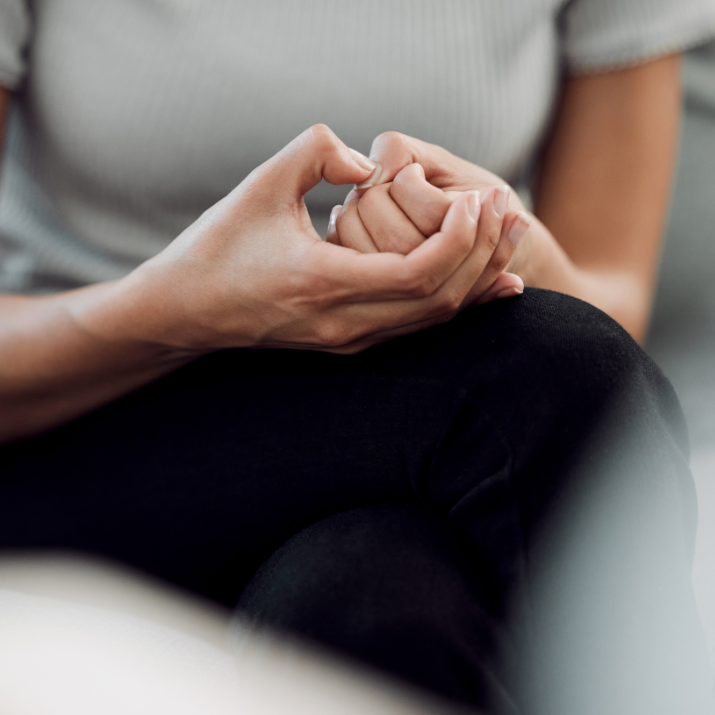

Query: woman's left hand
332,54,682,343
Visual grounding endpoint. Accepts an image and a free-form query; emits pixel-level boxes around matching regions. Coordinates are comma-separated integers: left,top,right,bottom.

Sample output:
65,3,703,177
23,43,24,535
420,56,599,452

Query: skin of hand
0,123,511,443
325,162,530,304
0,53,680,439
356,132,534,275
86,125,503,354
343,55,681,342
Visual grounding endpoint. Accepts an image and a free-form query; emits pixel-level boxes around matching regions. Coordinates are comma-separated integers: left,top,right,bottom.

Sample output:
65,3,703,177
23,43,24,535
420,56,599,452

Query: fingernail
327,205,341,236
355,162,384,189
494,185,510,218
495,286,524,300
348,148,376,173
344,189,359,204
467,191,481,222
508,211,532,246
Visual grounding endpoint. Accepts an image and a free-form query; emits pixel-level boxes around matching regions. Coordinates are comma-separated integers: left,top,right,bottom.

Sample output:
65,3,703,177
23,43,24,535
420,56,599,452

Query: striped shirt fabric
0,0,714,293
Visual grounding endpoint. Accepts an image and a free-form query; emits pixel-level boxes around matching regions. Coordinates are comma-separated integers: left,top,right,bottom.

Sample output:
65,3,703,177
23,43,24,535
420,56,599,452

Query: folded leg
0,289,709,712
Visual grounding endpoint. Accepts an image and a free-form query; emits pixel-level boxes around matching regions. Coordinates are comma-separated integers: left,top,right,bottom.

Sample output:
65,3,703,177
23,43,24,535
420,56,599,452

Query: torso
0,0,566,291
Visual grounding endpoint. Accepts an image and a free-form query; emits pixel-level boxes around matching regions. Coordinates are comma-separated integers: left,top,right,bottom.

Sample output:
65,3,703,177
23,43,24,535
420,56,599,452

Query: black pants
0,289,711,713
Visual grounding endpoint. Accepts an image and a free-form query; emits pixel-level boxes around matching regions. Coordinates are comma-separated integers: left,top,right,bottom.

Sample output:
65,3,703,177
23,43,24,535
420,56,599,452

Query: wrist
508,216,571,289
68,271,201,365
510,219,649,340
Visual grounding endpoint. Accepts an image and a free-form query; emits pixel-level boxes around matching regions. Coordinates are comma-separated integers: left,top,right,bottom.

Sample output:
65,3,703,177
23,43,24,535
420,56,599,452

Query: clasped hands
109,125,532,356
326,133,531,306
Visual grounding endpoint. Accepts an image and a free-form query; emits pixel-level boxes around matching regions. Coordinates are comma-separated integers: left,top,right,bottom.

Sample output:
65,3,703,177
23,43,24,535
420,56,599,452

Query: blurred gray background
646,39,715,668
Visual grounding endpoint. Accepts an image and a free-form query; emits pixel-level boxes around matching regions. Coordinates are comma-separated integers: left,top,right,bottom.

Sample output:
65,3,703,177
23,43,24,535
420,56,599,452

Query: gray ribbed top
1,0,714,293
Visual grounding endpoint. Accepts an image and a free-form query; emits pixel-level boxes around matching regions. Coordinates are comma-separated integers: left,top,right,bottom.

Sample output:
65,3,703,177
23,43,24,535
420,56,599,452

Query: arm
362,54,681,342
0,87,197,440
526,54,681,342
0,112,499,444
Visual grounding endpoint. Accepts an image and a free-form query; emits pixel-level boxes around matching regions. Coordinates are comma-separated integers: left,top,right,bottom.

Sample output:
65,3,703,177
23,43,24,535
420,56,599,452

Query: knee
237,504,479,634
474,290,692,538
507,289,647,386
514,290,684,438
236,505,508,709
471,289,649,386
410,290,690,530
439,289,684,443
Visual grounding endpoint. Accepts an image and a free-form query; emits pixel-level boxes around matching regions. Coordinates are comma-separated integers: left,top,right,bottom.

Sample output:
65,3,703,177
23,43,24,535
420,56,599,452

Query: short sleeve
560,0,715,74
0,0,31,89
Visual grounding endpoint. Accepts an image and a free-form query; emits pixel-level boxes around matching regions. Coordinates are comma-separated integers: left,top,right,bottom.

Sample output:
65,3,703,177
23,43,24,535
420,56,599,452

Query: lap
1,288,710,712
0,289,692,603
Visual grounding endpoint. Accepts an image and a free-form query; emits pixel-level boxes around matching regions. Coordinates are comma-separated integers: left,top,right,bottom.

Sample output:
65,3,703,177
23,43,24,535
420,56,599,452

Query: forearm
522,56,681,344
0,282,195,444
0,124,490,444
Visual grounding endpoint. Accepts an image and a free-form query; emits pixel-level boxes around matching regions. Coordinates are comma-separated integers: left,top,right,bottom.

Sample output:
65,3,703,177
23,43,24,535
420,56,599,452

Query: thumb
264,124,378,200
357,131,456,189
359,131,493,192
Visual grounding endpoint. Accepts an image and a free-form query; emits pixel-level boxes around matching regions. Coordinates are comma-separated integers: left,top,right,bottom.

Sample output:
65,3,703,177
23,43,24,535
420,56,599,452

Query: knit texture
0,0,714,292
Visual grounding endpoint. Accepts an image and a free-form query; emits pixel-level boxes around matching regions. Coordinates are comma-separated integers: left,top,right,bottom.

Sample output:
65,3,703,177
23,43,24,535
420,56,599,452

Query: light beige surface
0,556,468,715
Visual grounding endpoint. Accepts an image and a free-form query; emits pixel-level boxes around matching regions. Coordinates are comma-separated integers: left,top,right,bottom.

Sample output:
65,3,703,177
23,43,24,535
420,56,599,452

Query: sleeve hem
565,24,715,76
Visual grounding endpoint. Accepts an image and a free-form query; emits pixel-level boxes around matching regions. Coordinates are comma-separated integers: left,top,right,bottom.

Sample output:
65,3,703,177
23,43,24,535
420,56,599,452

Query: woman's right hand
79,125,504,355
327,163,526,307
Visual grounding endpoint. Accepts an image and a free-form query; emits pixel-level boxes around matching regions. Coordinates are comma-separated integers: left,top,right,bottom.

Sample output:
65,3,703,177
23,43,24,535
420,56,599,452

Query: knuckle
363,182,391,204
391,168,407,190
399,267,433,298
413,283,433,299
308,123,338,151
358,182,391,215
490,247,511,274
329,342,364,356
371,131,409,159
314,319,350,349
433,310,457,326
455,228,475,256
435,288,463,315
393,162,422,189
483,226,501,253
374,130,406,147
